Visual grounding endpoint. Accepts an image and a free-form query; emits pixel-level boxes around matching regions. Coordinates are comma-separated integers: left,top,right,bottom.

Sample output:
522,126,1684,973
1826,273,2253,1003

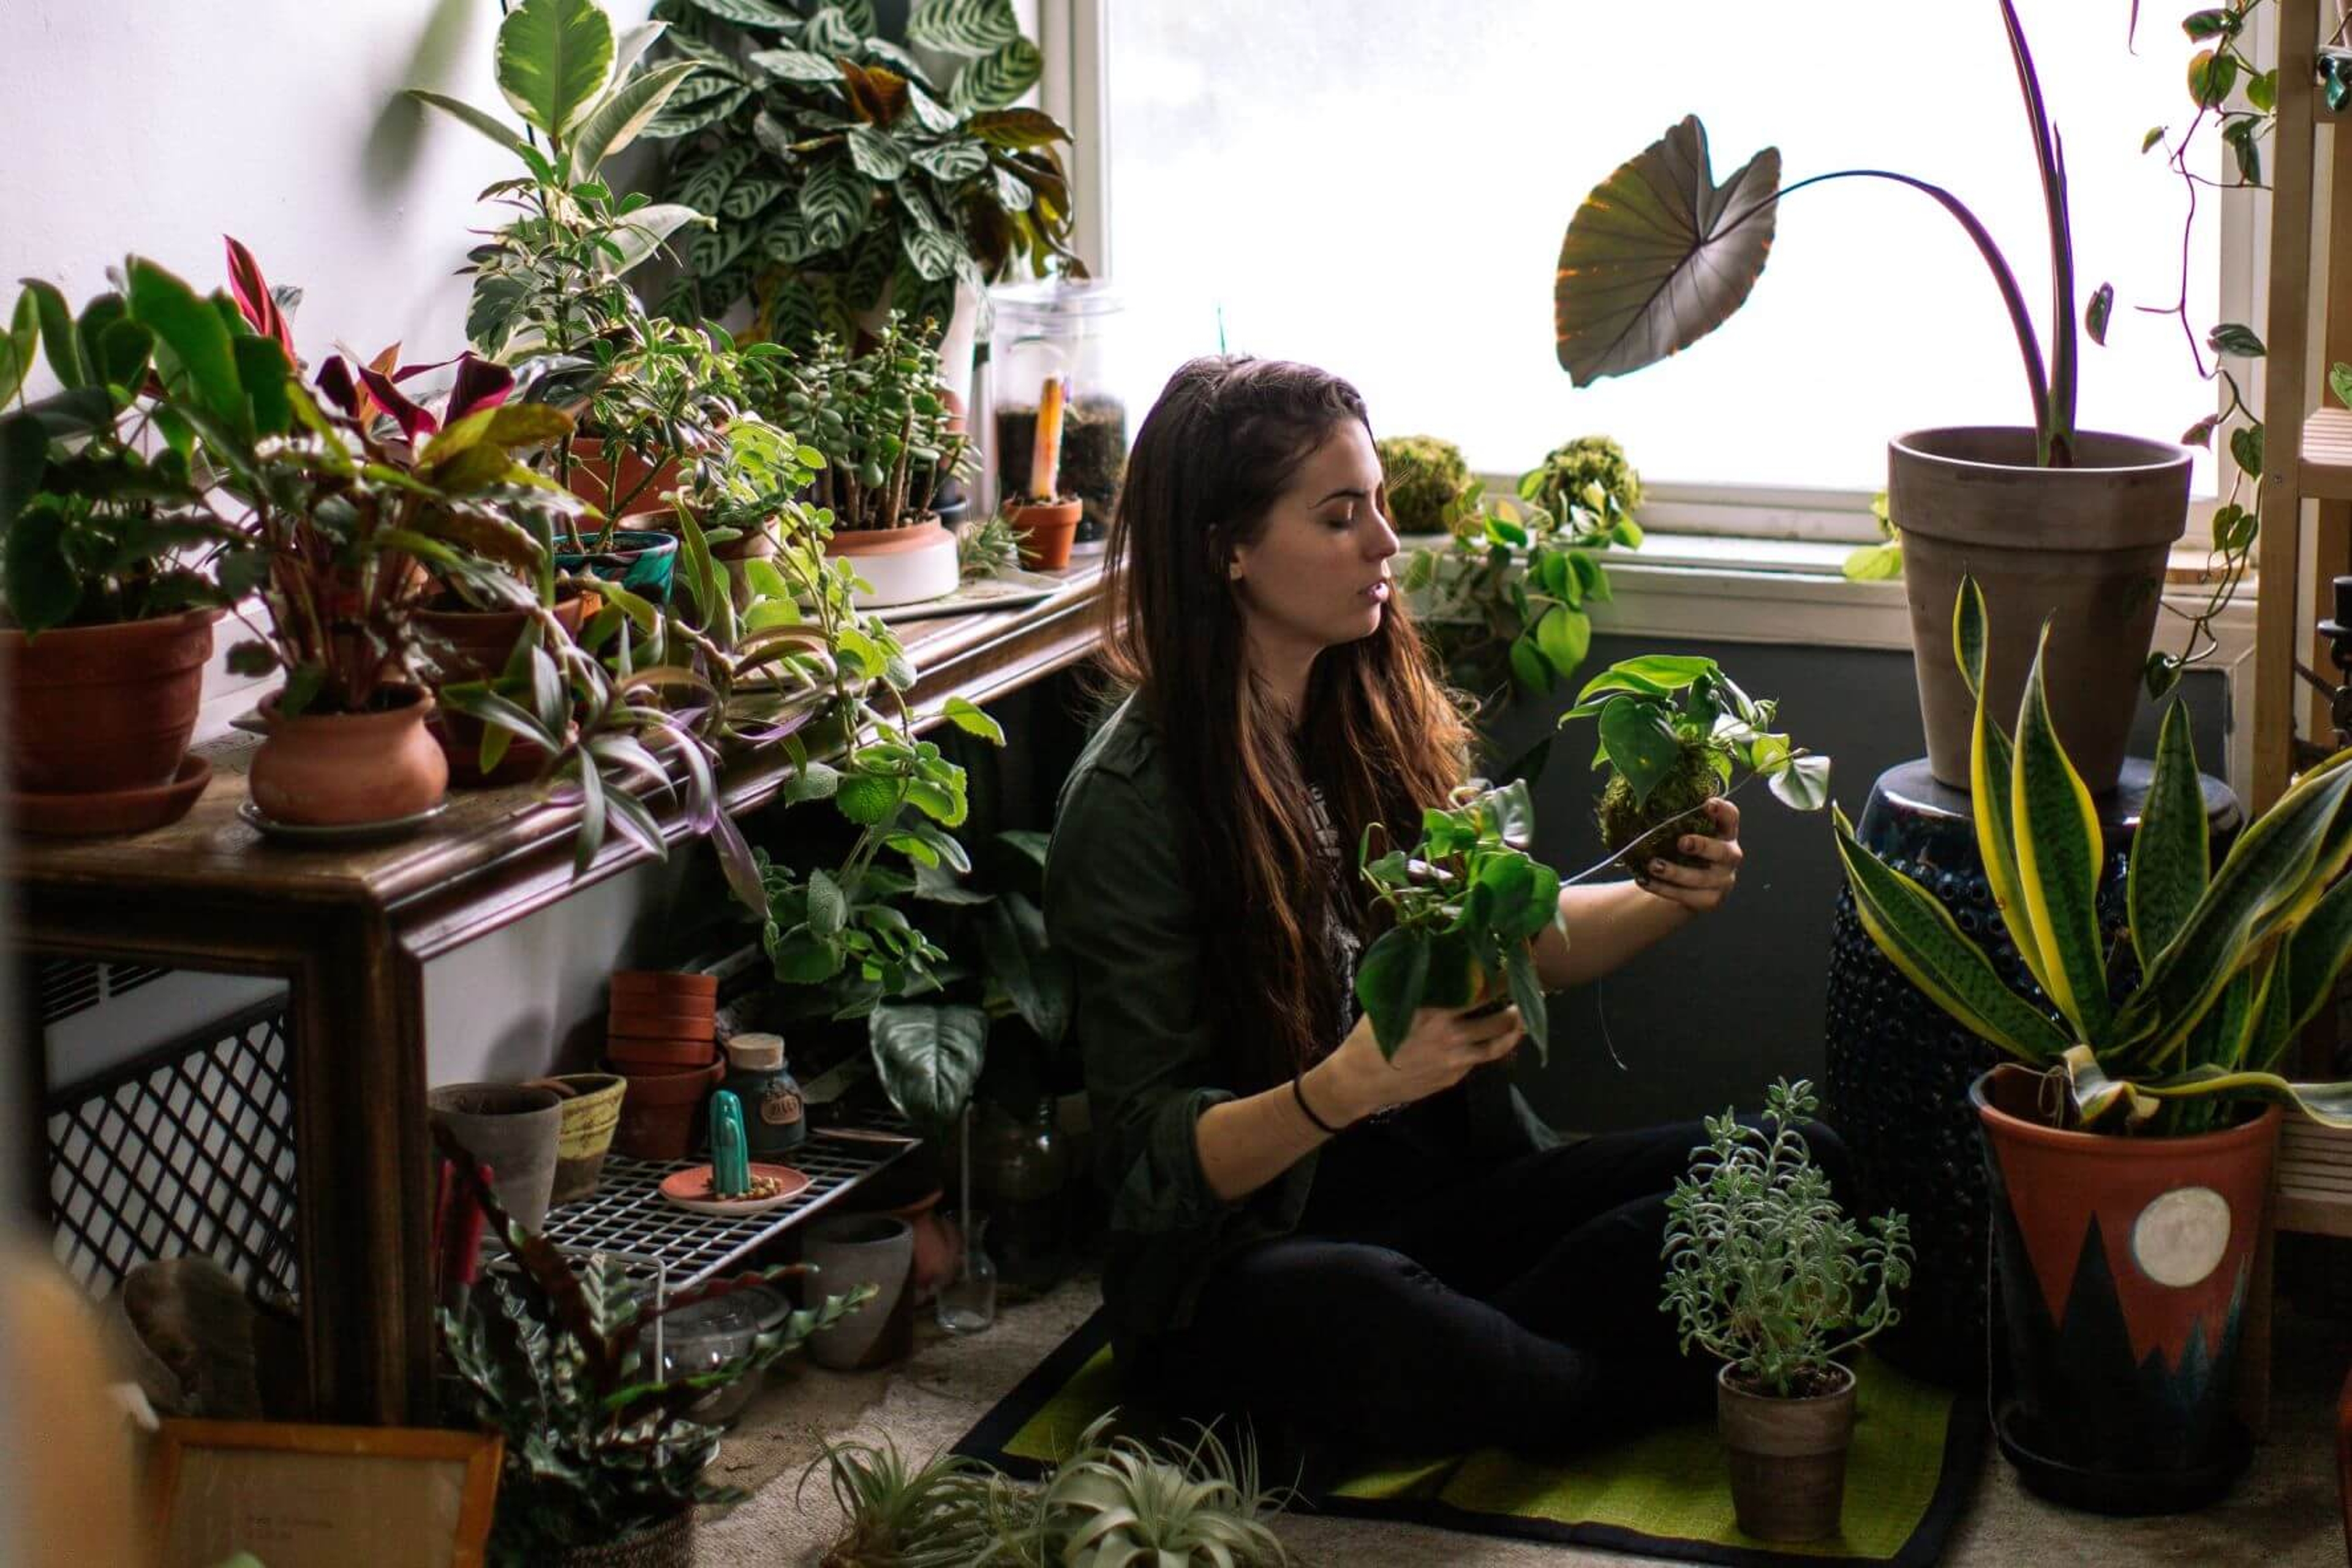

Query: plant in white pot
1662,1079,1911,1542
1553,0,2197,795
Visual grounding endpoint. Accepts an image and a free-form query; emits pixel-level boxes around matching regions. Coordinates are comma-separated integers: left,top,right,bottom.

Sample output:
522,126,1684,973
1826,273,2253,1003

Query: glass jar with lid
984,279,1131,546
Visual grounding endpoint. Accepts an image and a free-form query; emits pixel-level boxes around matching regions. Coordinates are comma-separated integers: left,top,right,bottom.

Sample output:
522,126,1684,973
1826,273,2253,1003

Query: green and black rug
952,1312,1985,1567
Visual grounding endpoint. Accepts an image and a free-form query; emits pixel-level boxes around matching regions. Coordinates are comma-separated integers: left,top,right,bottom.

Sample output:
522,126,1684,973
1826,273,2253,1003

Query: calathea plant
1559,655,1830,873
1660,1078,1912,1397
641,0,1080,342
1834,577,2352,1135
1354,778,1566,1065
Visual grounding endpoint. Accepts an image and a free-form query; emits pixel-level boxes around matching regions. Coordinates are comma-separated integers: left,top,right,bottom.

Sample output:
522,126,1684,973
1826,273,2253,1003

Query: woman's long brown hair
1093,356,1473,1091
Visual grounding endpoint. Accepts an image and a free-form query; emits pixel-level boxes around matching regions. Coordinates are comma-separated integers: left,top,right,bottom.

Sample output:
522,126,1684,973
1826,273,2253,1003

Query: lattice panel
47,1001,300,1301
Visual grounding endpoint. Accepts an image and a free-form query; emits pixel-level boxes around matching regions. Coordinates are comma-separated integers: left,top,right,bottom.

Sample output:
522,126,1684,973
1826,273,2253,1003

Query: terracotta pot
1890,428,2191,795
428,1082,564,1235
608,1036,717,1069
1,608,219,795
825,514,959,608
610,970,717,1003
552,1507,694,1568
609,1057,723,1161
248,686,448,827
564,439,684,519
415,595,588,786
607,1005,715,1039
882,1187,956,1305
1006,497,1082,571
1716,1362,1857,1542
801,1215,915,1370
524,1072,628,1205
1973,1064,2278,1512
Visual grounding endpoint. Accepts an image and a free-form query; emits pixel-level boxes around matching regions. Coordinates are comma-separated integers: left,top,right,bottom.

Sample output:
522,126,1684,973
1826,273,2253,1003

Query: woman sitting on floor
1042,354,1845,1460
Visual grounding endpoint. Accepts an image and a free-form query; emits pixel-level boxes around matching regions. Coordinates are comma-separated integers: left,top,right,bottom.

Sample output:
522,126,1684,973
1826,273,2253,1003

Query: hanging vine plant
637,0,1082,347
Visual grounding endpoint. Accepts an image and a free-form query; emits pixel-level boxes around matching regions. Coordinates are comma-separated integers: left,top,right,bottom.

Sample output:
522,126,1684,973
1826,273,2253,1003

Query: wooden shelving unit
2261,0,2352,1241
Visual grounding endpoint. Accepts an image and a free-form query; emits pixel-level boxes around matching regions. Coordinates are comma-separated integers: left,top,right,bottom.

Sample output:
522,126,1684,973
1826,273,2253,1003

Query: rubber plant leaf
2008,628,2112,1041
2127,700,2210,970
1832,805,2072,1063
1554,116,1782,386
496,0,615,140
568,59,701,181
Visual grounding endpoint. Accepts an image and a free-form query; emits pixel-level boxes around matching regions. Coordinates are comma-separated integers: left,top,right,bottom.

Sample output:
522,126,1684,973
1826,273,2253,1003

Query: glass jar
658,1292,763,1426
935,1209,998,1335
975,1095,1071,1296
984,279,1131,545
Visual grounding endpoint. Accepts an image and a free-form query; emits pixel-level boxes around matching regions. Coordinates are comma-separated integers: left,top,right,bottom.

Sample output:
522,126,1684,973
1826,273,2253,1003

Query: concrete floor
699,1273,2350,1566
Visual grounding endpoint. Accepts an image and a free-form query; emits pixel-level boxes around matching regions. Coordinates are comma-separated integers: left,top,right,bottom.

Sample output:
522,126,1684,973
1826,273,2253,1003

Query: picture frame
149,1419,502,1568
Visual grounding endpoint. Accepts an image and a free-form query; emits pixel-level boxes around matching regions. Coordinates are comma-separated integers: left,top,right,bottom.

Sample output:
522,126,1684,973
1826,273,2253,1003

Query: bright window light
1104,2,2225,500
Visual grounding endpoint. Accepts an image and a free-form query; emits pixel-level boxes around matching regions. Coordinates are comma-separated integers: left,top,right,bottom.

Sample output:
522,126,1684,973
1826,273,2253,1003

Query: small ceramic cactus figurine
709,1091,752,1199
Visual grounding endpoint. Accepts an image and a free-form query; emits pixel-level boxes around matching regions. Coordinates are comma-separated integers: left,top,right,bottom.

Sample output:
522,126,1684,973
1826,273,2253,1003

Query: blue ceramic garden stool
1822,756,2240,1387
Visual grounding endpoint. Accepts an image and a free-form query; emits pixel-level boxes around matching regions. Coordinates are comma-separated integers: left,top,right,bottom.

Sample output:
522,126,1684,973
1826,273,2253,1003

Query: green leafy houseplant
760,316,968,535
1839,492,1901,583
641,0,1080,344
1559,655,1831,871
1354,778,1566,1065
1400,433,1645,711
432,1135,875,1563
1834,577,2352,1134
1660,1078,1913,1398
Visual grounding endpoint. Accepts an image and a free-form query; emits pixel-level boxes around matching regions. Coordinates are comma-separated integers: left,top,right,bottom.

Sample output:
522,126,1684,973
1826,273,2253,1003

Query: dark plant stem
1998,0,2077,465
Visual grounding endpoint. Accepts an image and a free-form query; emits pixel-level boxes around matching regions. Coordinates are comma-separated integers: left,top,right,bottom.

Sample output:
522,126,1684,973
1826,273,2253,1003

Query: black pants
1128,1117,1852,1462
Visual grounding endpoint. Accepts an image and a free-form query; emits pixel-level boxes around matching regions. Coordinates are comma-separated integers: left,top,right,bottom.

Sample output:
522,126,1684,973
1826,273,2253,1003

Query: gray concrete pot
1890,427,2191,795
801,1213,914,1371
1717,1361,1858,1542
428,1082,563,1235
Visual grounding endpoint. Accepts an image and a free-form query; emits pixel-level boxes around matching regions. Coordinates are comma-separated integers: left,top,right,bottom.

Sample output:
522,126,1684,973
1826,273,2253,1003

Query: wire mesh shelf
504,1126,917,1291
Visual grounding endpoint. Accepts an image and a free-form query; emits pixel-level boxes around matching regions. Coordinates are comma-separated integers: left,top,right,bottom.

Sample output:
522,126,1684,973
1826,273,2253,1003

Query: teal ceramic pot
554,529,679,605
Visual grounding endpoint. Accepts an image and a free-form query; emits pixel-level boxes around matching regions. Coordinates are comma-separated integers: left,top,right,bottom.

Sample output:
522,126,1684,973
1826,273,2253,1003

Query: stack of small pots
606,971,721,1162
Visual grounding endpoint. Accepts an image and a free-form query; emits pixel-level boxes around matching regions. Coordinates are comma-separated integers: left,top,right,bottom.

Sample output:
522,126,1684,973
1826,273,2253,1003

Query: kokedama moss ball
1599,742,1723,873
1376,434,1482,537
1524,433,1643,521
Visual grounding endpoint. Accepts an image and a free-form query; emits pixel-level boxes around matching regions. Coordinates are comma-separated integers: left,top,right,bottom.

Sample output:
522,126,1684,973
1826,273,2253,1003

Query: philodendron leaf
1768,754,1831,812
1597,695,1681,805
0,290,36,407
1503,943,1549,1068
497,0,615,140
1355,925,1431,1059
868,1002,986,1128
2128,701,2210,970
1554,116,1782,386
2010,629,2113,1041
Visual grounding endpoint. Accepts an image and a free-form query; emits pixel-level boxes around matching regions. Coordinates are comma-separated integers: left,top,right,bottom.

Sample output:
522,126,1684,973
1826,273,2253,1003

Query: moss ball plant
1376,434,1482,537
1518,433,1643,527
1560,655,1831,875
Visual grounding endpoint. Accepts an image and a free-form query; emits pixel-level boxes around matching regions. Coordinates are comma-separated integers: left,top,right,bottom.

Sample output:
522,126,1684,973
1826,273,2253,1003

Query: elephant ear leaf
1554,115,1782,386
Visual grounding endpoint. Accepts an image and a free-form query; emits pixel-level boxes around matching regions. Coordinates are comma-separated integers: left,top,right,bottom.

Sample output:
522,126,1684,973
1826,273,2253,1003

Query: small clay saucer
237,797,449,845
657,1162,810,1216
8,753,213,838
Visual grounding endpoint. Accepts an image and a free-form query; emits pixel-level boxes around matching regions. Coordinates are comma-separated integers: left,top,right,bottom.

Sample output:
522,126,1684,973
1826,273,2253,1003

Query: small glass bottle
981,1095,1070,1296
935,1210,997,1335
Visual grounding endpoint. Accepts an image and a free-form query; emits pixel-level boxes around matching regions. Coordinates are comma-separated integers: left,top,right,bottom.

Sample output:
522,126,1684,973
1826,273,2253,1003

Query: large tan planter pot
2,608,219,795
826,515,959,608
249,686,449,826
1891,428,2191,795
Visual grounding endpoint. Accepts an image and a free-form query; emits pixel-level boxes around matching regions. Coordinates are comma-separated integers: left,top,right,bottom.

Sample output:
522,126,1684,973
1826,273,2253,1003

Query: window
1091,2,2239,530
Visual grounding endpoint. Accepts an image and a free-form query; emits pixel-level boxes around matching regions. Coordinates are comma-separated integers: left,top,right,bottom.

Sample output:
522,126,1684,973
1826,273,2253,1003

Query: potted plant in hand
432,1135,873,1566
1834,577,2352,1509
764,317,968,607
1661,1078,1912,1542
0,257,254,835
1558,655,1831,875
1553,0,2192,793
998,372,1082,570
1353,778,1566,1063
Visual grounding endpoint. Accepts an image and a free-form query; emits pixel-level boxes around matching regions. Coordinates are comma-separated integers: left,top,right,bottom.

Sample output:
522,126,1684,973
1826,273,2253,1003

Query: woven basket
555,1509,694,1568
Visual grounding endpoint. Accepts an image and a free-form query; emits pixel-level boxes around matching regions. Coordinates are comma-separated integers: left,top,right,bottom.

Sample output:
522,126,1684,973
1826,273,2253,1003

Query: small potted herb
1557,655,1830,875
1661,1079,1912,1542
1353,778,1565,1063
999,372,1082,570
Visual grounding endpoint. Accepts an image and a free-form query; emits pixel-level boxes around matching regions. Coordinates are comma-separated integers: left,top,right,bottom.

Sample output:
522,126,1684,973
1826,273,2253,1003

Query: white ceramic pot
801,1213,914,1371
826,517,960,609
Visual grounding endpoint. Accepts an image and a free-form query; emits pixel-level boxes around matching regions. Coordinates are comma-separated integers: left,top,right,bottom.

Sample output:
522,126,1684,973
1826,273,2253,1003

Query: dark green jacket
1042,693,1558,1349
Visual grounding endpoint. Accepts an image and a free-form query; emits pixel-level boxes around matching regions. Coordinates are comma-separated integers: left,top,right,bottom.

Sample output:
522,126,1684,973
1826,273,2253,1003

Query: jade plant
1660,1078,1913,1398
758,317,968,535
641,0,1081,343
1559,655,1831,872
1401,432,1645,709
1354,778,1566,1064
1834,578,2352,1134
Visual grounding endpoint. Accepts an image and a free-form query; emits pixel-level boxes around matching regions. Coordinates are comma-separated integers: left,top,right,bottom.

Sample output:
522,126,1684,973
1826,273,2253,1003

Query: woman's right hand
1319,998,1525,1122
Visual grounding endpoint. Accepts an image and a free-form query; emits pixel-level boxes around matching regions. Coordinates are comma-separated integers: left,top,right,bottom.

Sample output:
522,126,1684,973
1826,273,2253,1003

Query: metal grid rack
512,1127,918,1291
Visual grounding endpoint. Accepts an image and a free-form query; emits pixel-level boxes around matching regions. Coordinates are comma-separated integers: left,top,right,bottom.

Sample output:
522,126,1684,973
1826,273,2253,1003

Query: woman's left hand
1641,798,1743,914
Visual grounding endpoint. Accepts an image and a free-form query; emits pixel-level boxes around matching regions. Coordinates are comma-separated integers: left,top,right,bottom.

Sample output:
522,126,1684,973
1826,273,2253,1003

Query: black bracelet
1292,1072,1346,1137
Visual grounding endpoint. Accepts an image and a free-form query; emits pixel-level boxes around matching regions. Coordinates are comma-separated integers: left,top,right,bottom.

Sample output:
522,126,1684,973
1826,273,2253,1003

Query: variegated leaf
1953,573,1988,700
908,0,1020,55
949,37,1042,115
749,47,840,83
800,157,873,252
2010,630,2112,1039
1970,671,2052,1000
2128,700,2210,969
911,140,990,181
848,124,909,180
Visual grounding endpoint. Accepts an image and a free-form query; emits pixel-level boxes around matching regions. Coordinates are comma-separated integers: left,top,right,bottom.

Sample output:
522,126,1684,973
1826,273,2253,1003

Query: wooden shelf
2279,1118,2352,1238
2300,407,2352,500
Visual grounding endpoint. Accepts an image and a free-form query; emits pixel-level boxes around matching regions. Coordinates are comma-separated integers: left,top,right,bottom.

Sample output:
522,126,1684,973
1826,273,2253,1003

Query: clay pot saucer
657,1162,810,1216
8,753,213,838
236,797,449,845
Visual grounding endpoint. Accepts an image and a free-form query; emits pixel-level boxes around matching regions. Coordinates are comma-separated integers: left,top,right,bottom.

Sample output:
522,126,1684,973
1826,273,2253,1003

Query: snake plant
1834,578,2352,1134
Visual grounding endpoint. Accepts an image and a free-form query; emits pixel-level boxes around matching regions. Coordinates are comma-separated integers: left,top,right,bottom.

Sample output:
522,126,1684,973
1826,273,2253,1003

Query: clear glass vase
935,1209,997,1335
